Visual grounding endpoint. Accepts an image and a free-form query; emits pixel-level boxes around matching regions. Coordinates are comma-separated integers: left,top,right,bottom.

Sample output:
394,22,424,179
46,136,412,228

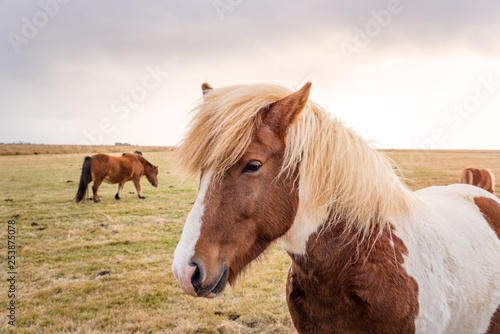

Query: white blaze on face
172,170,213,296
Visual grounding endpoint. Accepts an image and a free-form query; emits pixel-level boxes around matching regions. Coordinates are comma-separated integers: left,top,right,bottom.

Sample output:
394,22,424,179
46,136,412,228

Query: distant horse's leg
133,179,145,199
115,183,124,200
92,178,103,203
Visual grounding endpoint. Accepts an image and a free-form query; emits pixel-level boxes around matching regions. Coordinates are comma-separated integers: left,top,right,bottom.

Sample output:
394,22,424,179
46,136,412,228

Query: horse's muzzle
172,259,227,298
172,261,198,297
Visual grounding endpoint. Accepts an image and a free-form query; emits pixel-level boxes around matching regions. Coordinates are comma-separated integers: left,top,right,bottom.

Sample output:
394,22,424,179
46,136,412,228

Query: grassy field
1,145,499,333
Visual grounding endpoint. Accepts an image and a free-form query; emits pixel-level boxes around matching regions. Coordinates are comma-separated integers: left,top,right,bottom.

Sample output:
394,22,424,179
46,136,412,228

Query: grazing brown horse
75,151,158,203
172,82,500,333
461,167,495,193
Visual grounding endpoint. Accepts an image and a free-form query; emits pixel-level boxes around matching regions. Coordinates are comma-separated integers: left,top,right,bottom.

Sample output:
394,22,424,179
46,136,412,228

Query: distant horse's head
145,164,159,187
172,82,311,298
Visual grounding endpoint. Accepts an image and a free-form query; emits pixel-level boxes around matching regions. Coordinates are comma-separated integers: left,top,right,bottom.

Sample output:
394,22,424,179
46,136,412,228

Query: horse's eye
242,160,262,174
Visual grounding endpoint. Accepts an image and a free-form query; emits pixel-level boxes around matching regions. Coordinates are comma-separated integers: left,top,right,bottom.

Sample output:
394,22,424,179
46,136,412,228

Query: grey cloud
0,0,499,146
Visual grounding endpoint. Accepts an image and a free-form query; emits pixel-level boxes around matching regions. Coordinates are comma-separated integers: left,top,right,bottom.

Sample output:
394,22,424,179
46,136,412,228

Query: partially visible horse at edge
461,167,496,194
172,82,500,333
75,151,158,203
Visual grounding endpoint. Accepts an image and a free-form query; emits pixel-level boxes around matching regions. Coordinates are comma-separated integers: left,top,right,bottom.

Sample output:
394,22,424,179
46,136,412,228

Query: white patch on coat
395,184,500,333
172,170,213,280
280,181,324,254
280,204,323,254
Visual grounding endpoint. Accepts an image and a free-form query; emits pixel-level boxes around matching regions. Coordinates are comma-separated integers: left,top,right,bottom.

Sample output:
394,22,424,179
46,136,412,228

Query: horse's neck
135,156,148,171
286,220,419,333
285,111,419,252
288,221,408,293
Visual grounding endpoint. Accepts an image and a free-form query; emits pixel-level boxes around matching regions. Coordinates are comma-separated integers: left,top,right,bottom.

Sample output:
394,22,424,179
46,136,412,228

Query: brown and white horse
461,167,496,194
172,82,500,333
75,151,158,203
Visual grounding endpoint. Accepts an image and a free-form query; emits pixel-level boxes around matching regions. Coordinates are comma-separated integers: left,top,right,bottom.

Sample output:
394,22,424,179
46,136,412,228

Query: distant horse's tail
461,169,473,185
486,168,496,193
75,156,92,203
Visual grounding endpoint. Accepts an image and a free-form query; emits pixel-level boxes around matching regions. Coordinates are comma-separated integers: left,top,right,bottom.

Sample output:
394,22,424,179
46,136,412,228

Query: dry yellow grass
0,145,499,333
0,144,171,156
383,149,500,194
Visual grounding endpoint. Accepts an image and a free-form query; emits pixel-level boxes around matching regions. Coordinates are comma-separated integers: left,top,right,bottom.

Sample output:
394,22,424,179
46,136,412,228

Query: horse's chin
209,265,228,296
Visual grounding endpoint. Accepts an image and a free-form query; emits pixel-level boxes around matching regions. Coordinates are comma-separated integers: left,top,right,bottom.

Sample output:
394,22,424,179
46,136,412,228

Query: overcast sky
1,0,499,149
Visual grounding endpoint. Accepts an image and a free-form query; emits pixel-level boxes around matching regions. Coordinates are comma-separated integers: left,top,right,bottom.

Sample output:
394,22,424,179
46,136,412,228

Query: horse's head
146,164,159,187
172,82,311,298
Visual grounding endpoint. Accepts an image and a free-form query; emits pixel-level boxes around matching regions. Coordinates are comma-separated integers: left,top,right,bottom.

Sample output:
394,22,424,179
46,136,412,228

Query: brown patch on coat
286,224,419,334
487,305,500,334
474,196,500,239
461,168,495,193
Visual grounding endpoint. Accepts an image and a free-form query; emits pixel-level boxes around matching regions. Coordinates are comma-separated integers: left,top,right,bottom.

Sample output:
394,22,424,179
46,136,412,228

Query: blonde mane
177,83,421,236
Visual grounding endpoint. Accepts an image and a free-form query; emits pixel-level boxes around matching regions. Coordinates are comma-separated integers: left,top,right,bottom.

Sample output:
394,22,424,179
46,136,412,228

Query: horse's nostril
191,265,201,285
189,259,205,288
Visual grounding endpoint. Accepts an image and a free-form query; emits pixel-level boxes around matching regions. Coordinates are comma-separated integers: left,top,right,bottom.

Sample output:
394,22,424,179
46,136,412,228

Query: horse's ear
202,83,213,96
262,82,311,138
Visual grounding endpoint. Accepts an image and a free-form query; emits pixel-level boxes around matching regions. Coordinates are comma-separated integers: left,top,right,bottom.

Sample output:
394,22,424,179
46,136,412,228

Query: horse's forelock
177,83,294,181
